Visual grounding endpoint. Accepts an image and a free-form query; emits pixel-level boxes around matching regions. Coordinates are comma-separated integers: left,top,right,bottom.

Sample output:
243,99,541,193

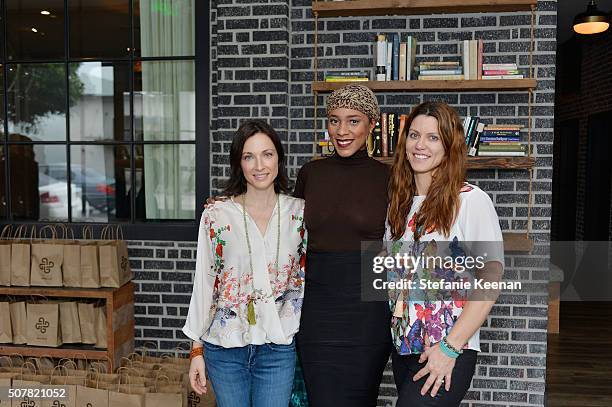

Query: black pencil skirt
297,251,392,407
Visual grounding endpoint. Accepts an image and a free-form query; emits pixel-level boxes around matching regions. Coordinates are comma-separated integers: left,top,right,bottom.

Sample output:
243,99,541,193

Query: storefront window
134,0,195,58
7,63,69,142
0,0,202,233
69,0,130,59
7,0,64,61
69,62,131,142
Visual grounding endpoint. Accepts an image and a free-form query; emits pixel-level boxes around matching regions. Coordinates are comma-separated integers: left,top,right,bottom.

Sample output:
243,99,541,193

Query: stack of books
460,39,483,80
324,71,369,82
477,125,526,156
462,116,485,156
418,61,464,80
482,64,524,80
375,34,417,81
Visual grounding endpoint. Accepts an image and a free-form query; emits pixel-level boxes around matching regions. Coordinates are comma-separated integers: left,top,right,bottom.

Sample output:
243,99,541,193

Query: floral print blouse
183,194,306,348
385,184,504,355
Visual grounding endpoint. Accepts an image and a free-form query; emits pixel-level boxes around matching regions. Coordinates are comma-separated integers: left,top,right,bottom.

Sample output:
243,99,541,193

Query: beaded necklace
241,193,280,325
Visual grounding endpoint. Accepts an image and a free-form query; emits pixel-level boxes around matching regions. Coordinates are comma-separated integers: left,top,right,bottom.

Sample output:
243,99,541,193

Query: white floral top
385,184,504,355
182,194,307,348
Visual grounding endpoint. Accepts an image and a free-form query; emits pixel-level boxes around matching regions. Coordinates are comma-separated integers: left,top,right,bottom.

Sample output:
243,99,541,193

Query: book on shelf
388,113,397,156
406,36,417,80
459,39,483,80
482,75,524,80
477,150,526,157
392,34,400,81
418,69,463,75
374,34,418,81
473,124,526,156
399,43,407,81
481,63,523,80
386,41,392,81
462,116,485,156
369,112,401,157
419,74,465,80
324,70,369,82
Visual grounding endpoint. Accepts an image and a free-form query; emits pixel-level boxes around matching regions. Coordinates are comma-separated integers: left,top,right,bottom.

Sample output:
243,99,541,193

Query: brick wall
131,1,557,406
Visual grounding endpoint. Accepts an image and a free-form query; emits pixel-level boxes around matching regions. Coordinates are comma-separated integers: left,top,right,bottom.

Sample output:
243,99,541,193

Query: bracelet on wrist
442,336,463,355
190,346,203,361
439,337,460,359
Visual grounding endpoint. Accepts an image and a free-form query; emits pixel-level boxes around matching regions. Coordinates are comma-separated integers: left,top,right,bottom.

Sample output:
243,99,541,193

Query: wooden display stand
0,282,135,370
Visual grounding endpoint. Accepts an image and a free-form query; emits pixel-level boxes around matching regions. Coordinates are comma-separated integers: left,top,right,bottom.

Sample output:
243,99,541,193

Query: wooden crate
0,282,135,370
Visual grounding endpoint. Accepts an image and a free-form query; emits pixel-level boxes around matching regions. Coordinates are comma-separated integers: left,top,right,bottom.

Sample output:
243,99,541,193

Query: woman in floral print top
386,102,504,406
183,120,306,407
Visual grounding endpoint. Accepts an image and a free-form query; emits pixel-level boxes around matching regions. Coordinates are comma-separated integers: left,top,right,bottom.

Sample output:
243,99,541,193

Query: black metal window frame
0,0,209,242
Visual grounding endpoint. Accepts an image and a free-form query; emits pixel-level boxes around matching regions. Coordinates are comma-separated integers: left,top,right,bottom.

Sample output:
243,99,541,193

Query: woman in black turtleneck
294,84,392,406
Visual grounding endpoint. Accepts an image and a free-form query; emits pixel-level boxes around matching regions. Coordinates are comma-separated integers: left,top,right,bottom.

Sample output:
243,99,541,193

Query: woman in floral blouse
386,101,504,406
183,119,306,407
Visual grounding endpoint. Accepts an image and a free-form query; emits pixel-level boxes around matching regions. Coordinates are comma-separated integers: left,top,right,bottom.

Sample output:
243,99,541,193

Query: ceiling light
573,0,610,35
31,28,38,33
40,10,51,15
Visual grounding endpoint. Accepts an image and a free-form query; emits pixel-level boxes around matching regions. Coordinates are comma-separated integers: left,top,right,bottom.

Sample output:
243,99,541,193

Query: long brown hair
388,101,467,240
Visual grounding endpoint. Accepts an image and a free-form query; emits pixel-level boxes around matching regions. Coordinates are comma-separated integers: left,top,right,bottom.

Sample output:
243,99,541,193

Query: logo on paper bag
39,257,55,274
36,317,49,333
20,397,35,407
121,256,128,272
188,392,200,406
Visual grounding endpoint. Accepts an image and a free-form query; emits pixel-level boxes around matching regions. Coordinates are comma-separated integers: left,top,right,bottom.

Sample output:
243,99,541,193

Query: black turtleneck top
294,149,390,252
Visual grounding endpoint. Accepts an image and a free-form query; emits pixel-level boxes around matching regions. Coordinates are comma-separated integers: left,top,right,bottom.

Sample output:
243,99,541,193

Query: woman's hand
189,355,208,395
413,344,456,397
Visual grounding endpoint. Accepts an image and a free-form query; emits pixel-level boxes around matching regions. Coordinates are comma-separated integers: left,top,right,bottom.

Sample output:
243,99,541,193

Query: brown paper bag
75,384,109,407
94,304,107,349
40,384,77,407
80,226,100,288
0,225,12,286
30,231,64,287
0,377,11,407
0,302,12,343
11,379,44,407
109,382,145,407
62,227,81,287
9,301,27,344
99,226,132,288
59,302,81,343
26,302,62,347
145,392,182,407
11,226,31,286
183,374,216,407
77,302,96,344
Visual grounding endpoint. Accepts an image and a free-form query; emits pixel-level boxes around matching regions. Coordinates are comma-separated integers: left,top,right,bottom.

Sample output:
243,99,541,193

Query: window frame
0,0,209,242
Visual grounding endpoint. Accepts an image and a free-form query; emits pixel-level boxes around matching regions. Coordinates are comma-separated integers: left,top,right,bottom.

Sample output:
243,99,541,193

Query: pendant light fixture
573,0,610,35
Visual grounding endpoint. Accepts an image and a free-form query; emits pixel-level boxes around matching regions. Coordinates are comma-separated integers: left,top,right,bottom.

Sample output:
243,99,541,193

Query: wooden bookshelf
313,155,535,169
313,79,537,93
312,0,537,17
0,282,135,369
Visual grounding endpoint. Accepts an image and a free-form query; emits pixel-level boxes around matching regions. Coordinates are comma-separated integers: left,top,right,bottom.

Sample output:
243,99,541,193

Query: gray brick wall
131,1,556,406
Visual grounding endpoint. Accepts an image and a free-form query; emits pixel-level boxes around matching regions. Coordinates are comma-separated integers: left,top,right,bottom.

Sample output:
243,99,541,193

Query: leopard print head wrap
326,83,380,122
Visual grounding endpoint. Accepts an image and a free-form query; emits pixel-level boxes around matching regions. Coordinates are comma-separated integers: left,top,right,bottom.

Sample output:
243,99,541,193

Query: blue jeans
204,340,296,407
